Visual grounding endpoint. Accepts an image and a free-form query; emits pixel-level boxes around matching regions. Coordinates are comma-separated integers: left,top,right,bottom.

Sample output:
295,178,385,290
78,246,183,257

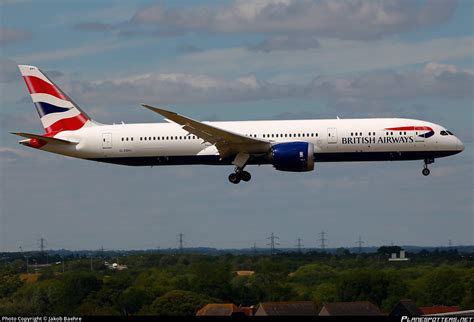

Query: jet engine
269,142,314,172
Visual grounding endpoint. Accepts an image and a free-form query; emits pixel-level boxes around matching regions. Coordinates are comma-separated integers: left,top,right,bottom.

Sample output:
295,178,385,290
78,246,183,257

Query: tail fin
18,65,94,134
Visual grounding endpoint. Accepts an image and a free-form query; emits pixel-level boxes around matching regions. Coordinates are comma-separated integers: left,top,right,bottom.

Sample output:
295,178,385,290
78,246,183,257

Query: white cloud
54,62,473,107
129,0,456,40
307,62,474,100
423,61,474,77
64,72,295,105
170,37,474,82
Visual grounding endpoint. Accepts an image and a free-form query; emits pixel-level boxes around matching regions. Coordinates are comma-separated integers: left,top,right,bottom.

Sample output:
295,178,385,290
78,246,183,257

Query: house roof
236,270,255,276
391,299,423,316
256,301,318,316
196,304,242,316
320,301,383,316
420,306,461,315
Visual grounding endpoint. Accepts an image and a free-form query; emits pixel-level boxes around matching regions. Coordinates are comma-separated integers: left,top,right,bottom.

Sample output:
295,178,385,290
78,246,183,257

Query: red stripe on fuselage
23,76,69,101
385,126,432,131
44,114,87,134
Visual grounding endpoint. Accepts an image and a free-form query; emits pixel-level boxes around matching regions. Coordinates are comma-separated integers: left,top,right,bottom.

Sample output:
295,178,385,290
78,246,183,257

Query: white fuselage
39,118,463,167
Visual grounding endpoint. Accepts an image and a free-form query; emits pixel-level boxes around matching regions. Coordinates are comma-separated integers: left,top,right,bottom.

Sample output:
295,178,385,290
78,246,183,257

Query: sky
0,0,472,252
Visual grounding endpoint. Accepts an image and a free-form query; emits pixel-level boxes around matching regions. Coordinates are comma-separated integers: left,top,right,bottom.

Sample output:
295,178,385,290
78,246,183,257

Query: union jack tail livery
18,65,93,134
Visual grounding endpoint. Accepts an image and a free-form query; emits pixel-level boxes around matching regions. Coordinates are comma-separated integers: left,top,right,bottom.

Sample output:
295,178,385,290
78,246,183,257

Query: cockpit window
440,130,448,136
447,131,454,135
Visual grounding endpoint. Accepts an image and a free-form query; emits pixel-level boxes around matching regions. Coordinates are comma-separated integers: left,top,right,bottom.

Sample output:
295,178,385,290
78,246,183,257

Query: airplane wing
11,132,78,145
141,104,271,159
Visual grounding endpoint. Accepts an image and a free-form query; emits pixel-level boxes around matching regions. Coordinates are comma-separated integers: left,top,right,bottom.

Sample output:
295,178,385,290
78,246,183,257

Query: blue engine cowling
270,142,315,172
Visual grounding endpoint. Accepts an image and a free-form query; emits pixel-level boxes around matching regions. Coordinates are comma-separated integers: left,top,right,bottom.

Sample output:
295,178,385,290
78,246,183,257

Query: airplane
12,65,464,184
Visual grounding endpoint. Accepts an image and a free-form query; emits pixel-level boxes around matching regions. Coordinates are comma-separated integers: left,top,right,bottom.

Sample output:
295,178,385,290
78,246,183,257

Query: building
255,301,318,316
424,310,474,317
196,304,246,316
389,250,410,261
319,301,383,316
390,300,423,317
235,270,255,277
420,306,461,315
104,261,128,270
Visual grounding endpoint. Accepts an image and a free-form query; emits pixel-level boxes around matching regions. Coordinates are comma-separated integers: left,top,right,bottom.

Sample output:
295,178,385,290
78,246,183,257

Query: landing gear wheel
228,173,241,184
422,158,434,176
240,171,251,182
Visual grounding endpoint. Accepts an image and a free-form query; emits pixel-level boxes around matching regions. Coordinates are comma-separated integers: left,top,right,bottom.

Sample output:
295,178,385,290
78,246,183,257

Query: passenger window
131,138,133,141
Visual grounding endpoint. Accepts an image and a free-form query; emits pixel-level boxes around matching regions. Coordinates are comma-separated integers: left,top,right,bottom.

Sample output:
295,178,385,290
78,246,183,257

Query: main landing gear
228,152,252,184
228,168,251,184
422,158,434,176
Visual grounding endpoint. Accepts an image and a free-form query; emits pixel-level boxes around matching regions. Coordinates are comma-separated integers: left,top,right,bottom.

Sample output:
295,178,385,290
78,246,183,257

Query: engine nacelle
270,142,314,172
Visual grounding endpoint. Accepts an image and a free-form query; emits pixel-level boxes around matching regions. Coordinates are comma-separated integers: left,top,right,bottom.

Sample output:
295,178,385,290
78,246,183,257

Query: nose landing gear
422,158,434,176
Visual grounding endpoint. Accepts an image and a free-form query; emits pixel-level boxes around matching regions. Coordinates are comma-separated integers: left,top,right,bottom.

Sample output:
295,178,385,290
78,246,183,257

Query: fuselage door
415,128,425,143
102,133,112,149
327,128,337,144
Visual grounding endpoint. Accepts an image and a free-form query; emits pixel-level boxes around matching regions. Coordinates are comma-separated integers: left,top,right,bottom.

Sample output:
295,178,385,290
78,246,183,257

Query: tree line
0,250,472,315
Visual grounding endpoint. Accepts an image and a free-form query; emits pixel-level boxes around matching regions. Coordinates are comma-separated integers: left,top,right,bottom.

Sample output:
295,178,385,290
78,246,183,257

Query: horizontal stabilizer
11,132,78,145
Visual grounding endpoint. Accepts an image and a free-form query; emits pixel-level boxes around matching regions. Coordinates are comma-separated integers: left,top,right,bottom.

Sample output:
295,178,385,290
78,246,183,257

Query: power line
296,238,304,253
267,232,279,255
38,238,47,253
178,233,185,253
355,236,365,253
38,238,48,264
318,231,327,250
